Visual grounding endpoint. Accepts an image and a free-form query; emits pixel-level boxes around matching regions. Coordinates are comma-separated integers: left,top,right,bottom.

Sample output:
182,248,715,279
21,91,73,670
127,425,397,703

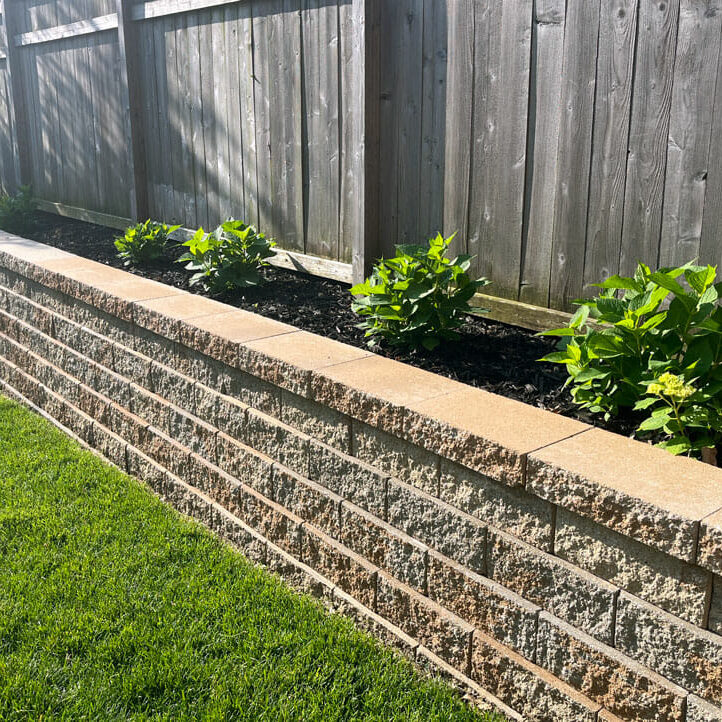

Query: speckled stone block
150,361,197,415
615,592,722,706
487,527,618,644
244,407,279,459
439,460,554,552
216,432,274,499
428,550,539,658
126,445,168,495
266,543,334,600
130,385,170,430
332,586,418,660
224,365,280,418
687,694,722,722
340,502,428,592
304,526,377,608
699,510,722,576
186,453,243,517
376,572,473,672
536,612,686,721
105,402,148,448
471,630,600,722
274,467,342,536
387,478,486,574
276,423,310,477
710,575,722,635
281,390,351,452
133,326,176,367
53,316,115,369
353,420,439,496
111,344,153,389
243,485,303,557
308,439,387,519
137,425,189,478
215,505,267,566
555,508,711,626
90,422,126,469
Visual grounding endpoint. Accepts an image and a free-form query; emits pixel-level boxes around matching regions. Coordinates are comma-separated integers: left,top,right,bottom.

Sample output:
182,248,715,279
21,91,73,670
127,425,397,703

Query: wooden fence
0,0,721,313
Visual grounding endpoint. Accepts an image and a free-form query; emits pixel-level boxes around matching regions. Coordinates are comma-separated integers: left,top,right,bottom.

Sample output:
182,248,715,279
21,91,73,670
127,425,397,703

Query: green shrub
350,233,490,351
0,185,36,234
114,219,180,267
541,261,722,456
177,219,276,293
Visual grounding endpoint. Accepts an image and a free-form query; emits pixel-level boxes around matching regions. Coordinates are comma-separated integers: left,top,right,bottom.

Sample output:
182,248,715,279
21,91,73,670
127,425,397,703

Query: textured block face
53,317,115,369
615,593,722,706
138,426,189,478
332,588,418,660
439,460,554,552
710,576,722,635
376,573,473,672
471,632,600,722
215,433,273,500
244,408,279,459
111,345,152,390
527,428,722,563
91,424,127,470
308,439,387,519
150,362,196,415
353,421,439,496
281,390,350,452
555,509,711,626
211,391,246,440
428,552,538,658
222,366,280,418
105,403,147,448
304,527,377,608
276,424,310,477
126,446,168,496
687,694,722,722
266,545,334,600
216,511,267,566
186,454,242,517
165,406,217,461
536,613,686,721
243,488,303,557
274,468,341,537
133,327,176,367
130,386,170,430
340,503,427,592
387,478,486,574
699,511,722,576
487,529,617,644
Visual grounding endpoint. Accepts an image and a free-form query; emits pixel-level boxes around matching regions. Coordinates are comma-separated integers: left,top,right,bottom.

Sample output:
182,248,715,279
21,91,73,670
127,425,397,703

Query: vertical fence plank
519,0,566,306
238,1,258,227
2,0,31,187
253,0,274,237
223,4,243,220
417,0,446,242
619,0,679,275
211,5,231,222
548,0,602,310
659,0,722,268
699,24,722,268
442,0,473,258
303,0,340,260
582,0,638,292
349,0,381,281
116,0,149,220
395,0,424,245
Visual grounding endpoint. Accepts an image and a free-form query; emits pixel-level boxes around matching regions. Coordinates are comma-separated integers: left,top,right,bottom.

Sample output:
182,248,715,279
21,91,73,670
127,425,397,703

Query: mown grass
0,396,503,722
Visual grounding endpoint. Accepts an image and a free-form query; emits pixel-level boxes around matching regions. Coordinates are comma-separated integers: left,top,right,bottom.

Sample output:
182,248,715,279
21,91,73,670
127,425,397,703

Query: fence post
1,0,31,189
351,0,381,285
116,0,148,221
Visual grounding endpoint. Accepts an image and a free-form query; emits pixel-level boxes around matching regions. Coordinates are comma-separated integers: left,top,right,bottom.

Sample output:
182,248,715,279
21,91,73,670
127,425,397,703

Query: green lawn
0,395,502,721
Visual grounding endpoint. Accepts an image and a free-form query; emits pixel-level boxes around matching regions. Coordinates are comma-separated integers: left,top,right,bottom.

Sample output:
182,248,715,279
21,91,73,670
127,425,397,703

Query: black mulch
22,212,644,438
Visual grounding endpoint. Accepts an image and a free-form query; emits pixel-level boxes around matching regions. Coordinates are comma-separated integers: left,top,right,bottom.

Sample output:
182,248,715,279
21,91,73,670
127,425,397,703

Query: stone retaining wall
1,233,722,722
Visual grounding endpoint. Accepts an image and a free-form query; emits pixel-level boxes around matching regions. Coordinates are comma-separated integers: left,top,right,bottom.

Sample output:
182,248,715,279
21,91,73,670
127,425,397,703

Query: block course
2,236,722,721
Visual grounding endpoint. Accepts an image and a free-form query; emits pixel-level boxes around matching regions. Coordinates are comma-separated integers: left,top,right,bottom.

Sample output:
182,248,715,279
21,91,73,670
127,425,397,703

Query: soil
20,212,645,438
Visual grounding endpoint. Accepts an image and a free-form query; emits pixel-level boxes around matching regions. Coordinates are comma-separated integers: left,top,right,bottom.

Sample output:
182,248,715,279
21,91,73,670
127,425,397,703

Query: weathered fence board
1,0,722,314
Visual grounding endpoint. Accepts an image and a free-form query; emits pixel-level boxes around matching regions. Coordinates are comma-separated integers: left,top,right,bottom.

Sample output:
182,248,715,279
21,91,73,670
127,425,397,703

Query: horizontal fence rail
0,0,720,314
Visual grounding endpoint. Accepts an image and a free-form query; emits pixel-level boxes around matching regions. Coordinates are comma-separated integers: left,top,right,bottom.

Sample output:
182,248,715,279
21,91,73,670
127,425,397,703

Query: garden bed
24,212,644,438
